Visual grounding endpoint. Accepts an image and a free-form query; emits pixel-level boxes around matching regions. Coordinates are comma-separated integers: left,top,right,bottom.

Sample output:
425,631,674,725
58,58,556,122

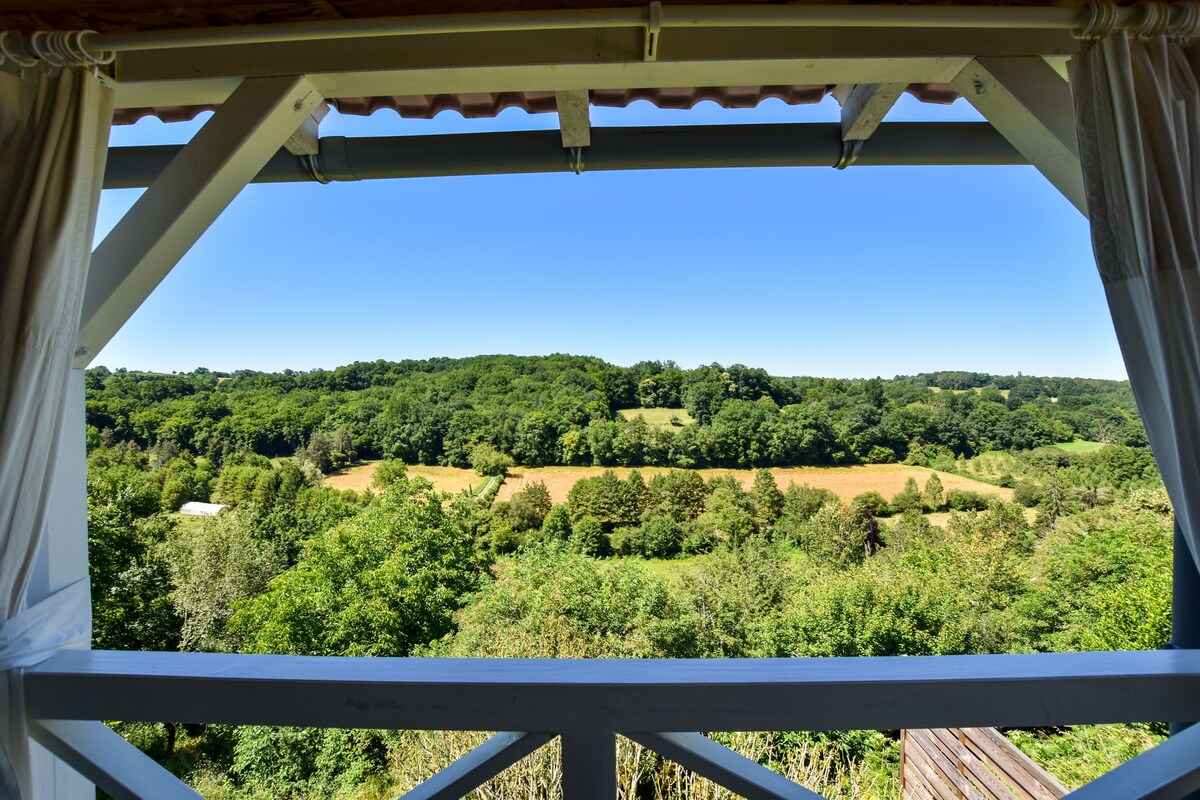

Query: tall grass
384,729,897,800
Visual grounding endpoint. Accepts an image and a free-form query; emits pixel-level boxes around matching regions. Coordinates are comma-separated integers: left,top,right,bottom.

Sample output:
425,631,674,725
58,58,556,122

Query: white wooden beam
28,719,203,800
832,83,906,141
951,57,1085,213
25,650,1200,733
400,732,554,800
561,733,615,800
627,732,823,800
110,24,1077,88
555,90,591,148
283,102,329,156
1064,720,1200,799
77,75,324,367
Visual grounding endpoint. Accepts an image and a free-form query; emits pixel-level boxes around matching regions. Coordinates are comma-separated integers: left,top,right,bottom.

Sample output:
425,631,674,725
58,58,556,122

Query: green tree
470,443,513,477
922,473,945,511
513,411,559,466
891,477,921,513
167,511,287,651
638,515,685,558
699,486,759,545
506,481,553,532
570,516,611,557
789,502,865,568
230,478,479,656
749,469,785,525
645,470,708,521
371,458,408,489
297,430,334,473
539,505,573,542
449,546,698,658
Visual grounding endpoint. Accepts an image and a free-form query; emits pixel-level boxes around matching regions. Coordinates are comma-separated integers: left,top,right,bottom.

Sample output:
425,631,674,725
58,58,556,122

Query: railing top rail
25,650,1200,734
28,649,1200,686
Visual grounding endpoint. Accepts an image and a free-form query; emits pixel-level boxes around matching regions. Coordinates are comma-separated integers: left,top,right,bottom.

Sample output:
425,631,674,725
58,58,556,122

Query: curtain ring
1078,1,1120,39
1133,1,1171,38
1170,1,1200,39
0,31,38,69
24,29,113,68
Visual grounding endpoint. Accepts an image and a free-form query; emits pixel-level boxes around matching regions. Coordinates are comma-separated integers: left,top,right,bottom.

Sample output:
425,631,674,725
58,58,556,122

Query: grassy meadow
326,460,1012,505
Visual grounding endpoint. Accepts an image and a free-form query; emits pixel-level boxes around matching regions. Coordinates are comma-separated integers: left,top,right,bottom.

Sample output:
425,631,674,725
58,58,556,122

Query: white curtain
1070,34,1200,566
0,66,112,797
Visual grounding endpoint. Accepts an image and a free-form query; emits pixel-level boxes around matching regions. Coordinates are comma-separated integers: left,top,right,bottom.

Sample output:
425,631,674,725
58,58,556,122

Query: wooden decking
902,727,1068,800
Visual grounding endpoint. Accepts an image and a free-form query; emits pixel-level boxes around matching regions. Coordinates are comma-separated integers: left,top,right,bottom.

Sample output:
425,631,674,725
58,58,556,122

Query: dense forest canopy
85,356,1144,482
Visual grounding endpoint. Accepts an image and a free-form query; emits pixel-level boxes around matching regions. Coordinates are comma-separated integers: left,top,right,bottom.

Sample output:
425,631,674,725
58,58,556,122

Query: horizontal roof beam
105,19,1081,111
102,122,1025,190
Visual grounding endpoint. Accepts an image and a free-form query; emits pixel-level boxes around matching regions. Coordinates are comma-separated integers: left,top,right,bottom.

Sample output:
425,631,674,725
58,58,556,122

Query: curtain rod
72,2,1200,54
2,2,1196,69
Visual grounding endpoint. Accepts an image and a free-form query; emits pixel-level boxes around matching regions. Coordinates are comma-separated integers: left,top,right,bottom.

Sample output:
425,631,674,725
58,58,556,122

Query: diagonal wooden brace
76,75,324,367
398,731,554,800
28,719,202,800
627,731,826,800
952,57,1085,214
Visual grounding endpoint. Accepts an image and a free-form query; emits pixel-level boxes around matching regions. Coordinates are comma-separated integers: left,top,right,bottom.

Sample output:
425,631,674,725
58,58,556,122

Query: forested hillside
85,355,1144,482
83,357,1168,800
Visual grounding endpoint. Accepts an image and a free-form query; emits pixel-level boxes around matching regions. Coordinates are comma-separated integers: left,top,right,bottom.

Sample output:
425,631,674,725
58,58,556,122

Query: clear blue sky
96,93,1125,380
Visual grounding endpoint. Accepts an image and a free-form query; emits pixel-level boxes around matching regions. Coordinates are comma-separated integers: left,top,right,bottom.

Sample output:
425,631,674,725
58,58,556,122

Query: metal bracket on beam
644,1,662,61
284,101,329,156
834,139,864,169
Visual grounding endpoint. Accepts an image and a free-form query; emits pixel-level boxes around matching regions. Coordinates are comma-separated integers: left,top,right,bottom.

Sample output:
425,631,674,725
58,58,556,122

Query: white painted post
561,732,616,800
25,369,92,800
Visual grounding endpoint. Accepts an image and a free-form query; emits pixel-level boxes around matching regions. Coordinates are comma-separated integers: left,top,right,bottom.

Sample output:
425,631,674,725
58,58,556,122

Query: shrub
777,561,972,657
570,516,610,557
787,503,866,568
639,515,685,558
539,505,573,542
470,444,514,477
371,459,408,489
946,488,989,511
681,518,718,555
849,491,890,517
781,484,838,522
1013,479,1042,507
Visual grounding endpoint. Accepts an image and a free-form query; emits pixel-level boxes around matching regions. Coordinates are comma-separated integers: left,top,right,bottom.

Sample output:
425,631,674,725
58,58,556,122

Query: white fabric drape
0,67,112,798
1070,34,1200,564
